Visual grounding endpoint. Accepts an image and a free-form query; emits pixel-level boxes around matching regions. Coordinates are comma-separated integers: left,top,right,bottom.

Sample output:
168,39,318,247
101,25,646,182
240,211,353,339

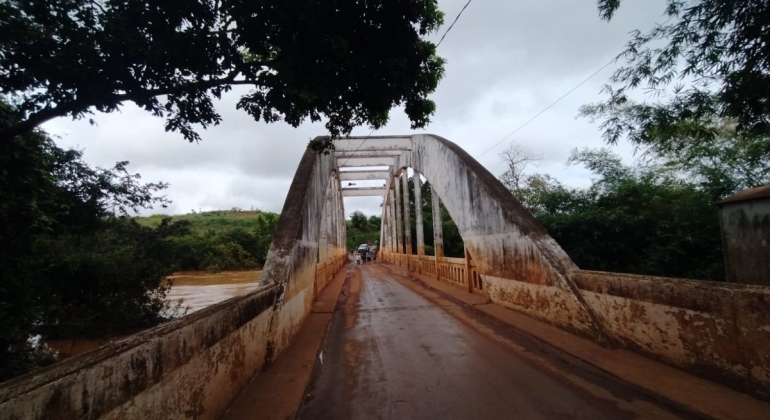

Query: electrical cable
436,0,473,47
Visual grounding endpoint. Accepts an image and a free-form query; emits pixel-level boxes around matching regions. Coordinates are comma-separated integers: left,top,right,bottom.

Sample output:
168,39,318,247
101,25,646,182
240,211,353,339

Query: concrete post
338,187,344,252
382,200,389,256
401,171,412,258
318,198,329,263
336,186,343,254
326,193,333,261
389,189,397,256
340,195,346,256
380,204,385,251
329,180,340,251
395,179,404,257
465,245,472,293
334,189,340,250
431,186,444,258
431,186,444,281
414,171,425,273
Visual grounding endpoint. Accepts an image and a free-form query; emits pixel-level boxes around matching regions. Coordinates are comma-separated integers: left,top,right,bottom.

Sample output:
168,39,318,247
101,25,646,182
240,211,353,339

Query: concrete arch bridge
1,135,768,420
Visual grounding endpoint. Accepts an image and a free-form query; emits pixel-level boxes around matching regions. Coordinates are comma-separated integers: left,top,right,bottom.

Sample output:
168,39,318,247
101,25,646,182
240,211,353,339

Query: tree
498,143,543,205
583,0,770,148
368,215,382,232
0,0,446,147
503,147,725,281
644,119,770,199
253,213,279,264
350,211,369,230
0,106,182,380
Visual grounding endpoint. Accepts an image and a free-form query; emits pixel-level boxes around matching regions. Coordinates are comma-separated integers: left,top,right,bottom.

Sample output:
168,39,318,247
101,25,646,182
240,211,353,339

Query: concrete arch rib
408,134,610,341
258,141,347,360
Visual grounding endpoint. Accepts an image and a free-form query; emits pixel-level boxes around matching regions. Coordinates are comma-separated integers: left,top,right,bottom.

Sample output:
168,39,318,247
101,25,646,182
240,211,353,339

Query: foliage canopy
0,0,445,146
585,0,770,149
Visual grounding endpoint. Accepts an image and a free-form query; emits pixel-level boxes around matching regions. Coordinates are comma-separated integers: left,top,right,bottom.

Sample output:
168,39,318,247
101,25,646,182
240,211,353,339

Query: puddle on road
167,270,262,315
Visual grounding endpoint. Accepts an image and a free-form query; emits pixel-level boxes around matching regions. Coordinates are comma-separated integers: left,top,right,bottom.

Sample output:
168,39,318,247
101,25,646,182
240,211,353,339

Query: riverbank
45,269,262,359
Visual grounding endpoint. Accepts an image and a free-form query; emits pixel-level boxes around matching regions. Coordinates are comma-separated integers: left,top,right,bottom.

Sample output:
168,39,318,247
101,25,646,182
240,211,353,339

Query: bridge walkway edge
222,261,353,420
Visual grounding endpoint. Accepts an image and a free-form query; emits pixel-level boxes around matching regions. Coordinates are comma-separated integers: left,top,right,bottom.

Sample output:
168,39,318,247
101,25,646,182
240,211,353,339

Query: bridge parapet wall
0,144,348,419
0,286,279,420
574,270,770,399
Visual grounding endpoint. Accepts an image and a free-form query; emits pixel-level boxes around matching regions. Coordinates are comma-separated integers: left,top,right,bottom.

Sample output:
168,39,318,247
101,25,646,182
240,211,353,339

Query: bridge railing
383,252,484,294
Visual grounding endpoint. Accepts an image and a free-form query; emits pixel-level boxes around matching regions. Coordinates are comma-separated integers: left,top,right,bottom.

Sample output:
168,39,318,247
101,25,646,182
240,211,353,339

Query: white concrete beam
337,156,395,168
341,187,387,197
332,137,411,152
335,150,405,159
338,170,390,181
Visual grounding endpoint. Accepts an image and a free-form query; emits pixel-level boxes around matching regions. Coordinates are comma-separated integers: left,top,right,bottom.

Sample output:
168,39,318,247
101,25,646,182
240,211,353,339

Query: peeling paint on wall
575,270,770,398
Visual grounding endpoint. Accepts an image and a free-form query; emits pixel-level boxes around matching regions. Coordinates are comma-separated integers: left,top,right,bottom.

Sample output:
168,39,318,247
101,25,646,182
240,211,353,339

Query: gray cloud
43,0,669,218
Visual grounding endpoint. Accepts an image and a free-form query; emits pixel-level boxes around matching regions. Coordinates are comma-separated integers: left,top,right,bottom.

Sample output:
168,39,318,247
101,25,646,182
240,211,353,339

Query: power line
339,128,375,168
476,16,676,160
436,0,473,47
475,58,616,159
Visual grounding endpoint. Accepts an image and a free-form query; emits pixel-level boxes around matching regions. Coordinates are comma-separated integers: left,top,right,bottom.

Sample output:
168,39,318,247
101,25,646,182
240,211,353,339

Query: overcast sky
43,0,668,218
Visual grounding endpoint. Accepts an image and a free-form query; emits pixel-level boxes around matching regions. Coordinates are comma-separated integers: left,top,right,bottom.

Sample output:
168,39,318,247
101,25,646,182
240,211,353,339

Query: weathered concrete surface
574,270,770,399
0,141,348,420
259,142,347,363
413,170,425,260
400,172,412,255
0,286,278,420
430,186,444,258
718,188,770,285
408,134,605,340
299,264,684,420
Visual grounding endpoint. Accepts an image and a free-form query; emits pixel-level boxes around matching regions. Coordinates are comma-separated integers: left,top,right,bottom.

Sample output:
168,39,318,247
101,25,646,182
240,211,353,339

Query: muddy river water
166,270,262,314
46,270,261,358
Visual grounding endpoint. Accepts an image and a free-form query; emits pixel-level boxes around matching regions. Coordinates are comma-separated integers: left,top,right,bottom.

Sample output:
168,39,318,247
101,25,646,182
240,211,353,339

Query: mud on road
298,263,688,420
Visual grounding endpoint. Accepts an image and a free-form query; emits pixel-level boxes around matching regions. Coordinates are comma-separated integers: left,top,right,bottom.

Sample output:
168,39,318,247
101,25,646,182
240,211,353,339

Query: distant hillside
136,210,269,232
134,210,280,272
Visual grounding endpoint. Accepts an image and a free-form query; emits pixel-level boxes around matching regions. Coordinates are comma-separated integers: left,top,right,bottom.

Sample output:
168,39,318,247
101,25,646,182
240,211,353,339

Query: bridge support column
401,171,412,265
465,246,473,293
327,190,334,258
395,179,404,264
381,203,386,254
389,189,397,259
319,205,329,262
414,170,425,273
334,181,340,250
431,186,444,281
383,199,390,257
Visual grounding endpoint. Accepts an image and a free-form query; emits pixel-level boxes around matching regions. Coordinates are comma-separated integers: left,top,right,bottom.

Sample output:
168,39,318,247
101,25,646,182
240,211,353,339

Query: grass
135,210,268,232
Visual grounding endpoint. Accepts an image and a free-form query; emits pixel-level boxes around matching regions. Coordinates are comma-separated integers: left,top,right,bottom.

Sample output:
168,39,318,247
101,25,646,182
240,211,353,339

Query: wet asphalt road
299,264,683,420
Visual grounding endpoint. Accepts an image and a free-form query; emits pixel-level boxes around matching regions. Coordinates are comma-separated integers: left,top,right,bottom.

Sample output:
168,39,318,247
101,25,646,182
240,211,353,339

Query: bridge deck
298,264,683,420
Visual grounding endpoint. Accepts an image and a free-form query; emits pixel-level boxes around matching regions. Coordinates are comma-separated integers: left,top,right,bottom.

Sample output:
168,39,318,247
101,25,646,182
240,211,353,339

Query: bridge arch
332,134,608,340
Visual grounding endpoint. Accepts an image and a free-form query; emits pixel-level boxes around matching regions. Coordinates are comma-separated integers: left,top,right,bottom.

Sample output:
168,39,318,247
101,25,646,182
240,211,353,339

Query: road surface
299,263,684,420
